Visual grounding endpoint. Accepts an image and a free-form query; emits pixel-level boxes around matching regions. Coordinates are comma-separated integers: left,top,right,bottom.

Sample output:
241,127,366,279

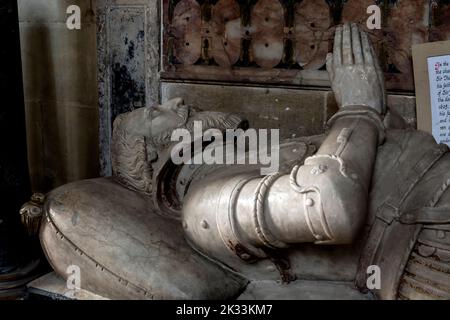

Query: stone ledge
27,272,109,300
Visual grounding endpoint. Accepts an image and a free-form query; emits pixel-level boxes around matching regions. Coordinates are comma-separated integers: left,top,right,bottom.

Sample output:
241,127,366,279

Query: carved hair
111,115,154,194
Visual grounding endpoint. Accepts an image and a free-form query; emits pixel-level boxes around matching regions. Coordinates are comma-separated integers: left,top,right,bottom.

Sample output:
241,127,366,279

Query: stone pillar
19,0,100,191
0,0,37,297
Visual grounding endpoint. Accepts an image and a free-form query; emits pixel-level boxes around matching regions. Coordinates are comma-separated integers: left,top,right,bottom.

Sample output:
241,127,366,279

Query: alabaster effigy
36,24,450,300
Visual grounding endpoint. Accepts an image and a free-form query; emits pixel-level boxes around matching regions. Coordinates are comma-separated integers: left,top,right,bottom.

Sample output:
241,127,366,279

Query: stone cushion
40,178,246,299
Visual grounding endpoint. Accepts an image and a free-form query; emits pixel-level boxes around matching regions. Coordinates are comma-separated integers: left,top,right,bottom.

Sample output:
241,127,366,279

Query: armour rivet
305,198,314,207
200,220,209,229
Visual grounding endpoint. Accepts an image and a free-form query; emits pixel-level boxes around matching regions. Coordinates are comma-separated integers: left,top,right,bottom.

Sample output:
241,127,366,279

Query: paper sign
427,55,450,145
412,40,450,146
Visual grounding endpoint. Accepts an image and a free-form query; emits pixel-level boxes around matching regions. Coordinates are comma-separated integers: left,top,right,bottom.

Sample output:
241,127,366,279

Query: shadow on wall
23,25,61,191
19,0,99,192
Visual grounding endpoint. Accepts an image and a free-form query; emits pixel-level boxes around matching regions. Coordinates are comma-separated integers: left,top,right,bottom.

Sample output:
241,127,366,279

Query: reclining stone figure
38,24,450,300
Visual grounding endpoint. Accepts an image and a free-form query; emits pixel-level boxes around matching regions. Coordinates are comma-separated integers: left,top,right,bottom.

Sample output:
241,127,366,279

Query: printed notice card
413,41,450,146
427,55,450,145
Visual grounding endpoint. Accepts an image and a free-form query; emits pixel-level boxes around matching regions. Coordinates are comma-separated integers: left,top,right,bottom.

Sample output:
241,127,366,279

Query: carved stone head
110,98,246,195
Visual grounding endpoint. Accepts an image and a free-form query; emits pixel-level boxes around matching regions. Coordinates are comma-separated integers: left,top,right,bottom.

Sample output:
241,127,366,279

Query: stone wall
18,0,99,192
96,0,160,176
18,0,419,188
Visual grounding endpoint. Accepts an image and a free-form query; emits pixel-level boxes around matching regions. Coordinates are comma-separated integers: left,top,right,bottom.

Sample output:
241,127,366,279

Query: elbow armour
290,154,367,244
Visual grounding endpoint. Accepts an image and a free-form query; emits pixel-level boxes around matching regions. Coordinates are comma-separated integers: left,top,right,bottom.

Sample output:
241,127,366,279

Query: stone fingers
342,23,353,65
352,23,364,65
333,25,343,66
361,31,374,66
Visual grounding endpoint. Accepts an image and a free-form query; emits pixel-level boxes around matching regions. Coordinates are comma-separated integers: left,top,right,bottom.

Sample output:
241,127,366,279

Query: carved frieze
162,0,450,91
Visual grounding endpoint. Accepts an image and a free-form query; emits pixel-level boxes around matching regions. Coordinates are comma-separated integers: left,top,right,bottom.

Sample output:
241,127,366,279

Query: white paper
428,55,450,146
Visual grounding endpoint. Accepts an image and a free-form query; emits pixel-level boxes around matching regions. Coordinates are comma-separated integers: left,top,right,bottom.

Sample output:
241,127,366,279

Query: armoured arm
182,24,386,261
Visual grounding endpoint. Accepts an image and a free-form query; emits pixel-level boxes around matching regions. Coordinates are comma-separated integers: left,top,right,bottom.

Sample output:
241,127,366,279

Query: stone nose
174,97,185,108
168,97,185,109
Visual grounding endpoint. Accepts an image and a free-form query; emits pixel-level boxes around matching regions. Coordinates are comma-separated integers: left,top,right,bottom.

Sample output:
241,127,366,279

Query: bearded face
111,97,246,194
